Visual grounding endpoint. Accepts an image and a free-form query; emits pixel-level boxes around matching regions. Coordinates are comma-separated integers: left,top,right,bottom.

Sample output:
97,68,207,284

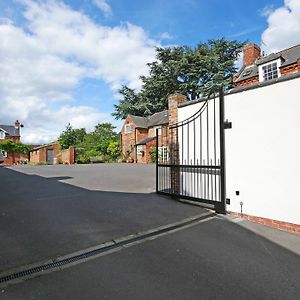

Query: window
0,130,5,139
158,147,169,163
1,150,7,157
262,62,278,81
259,60,281,82
124,124,132,134
154,126,162,136
136,145,144,155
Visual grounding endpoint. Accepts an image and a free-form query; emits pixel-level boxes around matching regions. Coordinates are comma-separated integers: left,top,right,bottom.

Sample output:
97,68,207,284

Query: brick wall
168,94,187,193
1,136,22,165
60,147,75,164
121,116,136,161
29,149,40,164
228,211,300,234
234,76,259,87
280,61,300,76
121,116,149,162
146,139,156,164
29,144,60,164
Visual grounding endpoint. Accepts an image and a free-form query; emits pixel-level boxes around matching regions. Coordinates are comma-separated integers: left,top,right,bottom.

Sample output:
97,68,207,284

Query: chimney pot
15,120,20,129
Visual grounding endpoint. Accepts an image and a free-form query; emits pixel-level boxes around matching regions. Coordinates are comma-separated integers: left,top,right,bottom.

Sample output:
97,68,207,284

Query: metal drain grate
0,212,214,285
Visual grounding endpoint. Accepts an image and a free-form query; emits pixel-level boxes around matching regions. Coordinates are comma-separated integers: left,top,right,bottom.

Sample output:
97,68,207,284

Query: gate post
170,126,180,195
156,129,159,193
218,86,226,214
168,94,187,195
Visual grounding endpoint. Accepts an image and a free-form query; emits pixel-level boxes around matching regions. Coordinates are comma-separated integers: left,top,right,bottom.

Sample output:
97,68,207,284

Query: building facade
0,120,24,165
121,111,169,163
234,43,300,87
29,143,75,165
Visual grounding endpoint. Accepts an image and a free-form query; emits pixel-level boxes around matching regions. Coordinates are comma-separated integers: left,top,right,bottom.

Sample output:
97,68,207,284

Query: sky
0,0,300,144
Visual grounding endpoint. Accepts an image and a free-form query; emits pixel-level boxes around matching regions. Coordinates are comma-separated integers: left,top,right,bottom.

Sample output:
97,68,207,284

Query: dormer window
259,59,281,82
0,130,5,139
262,62,278,80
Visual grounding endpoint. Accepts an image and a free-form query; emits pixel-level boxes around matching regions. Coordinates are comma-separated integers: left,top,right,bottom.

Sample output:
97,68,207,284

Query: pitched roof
129,115,148,129
136,136,155,145
234,44,300,83
148,110,169,127
0,125,20,137
129,110,169,128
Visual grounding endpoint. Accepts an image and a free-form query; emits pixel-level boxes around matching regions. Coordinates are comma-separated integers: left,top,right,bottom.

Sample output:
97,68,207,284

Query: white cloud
20,105,117,144
159,32,174,40
261,0,300,53
0,0,159,144
259,5,275,17
93,0,112,17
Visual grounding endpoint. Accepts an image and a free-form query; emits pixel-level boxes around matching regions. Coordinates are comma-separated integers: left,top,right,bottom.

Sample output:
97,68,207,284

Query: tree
113,38,244,119
78,123,118,155
58,124,86,149
57,122,120,162
107,140,120,160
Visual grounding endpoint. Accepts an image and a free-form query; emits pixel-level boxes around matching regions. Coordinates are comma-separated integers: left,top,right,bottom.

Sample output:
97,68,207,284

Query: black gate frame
156,87,226,214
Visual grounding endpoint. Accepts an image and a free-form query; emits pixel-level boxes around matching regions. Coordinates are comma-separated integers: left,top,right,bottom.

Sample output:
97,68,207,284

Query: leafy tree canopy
58,122,120,162
58,123,87,150
113,38,244,119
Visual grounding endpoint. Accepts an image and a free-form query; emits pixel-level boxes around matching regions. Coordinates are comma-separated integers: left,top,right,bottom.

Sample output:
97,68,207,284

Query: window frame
154,126,162,136
1,150,7,158
136,145,144,155
158,146,169,163
124,124,132,134
0,130,5,139
259,59,281,82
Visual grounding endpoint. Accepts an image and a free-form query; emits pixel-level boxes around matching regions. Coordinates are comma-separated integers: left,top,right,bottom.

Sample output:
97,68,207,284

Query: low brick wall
228,211,300,234
60,147,75,164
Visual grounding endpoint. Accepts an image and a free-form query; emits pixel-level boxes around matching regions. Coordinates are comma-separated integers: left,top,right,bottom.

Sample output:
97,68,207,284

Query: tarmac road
0,164,299,299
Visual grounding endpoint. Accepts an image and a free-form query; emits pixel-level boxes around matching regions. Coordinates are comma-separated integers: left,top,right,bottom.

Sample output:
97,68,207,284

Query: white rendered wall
178,78,300,224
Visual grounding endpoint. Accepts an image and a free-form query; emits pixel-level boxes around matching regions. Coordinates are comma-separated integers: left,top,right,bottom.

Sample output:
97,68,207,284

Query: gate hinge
224,120,232,129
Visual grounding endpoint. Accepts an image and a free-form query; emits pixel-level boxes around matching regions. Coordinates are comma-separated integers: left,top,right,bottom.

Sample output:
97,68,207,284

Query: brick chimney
15,120,20,129
243,44,261,67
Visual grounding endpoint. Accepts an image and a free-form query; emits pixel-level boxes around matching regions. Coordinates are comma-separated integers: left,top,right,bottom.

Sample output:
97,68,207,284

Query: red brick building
234,43,300,87
121,111,169,163
120,93,188,164
0,120,24,165
29,143,75,165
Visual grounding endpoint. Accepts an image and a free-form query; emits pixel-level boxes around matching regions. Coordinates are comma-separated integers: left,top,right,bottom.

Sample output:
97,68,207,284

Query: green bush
149,147,157,163
84,149,100,158
76,155,90,164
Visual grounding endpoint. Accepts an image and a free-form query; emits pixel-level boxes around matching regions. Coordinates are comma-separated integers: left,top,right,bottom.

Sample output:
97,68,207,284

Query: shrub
149,147,157,163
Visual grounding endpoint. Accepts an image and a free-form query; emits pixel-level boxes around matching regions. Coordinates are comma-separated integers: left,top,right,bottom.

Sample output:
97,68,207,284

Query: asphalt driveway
1,164,300,299
1,217,300,300
0,164,206,271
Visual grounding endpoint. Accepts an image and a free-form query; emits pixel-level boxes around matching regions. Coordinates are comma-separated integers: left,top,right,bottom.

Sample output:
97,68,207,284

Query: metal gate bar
156,87,226,213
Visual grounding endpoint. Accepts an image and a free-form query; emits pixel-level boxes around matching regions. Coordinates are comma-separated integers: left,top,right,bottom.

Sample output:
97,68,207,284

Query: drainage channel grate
0,212,214,285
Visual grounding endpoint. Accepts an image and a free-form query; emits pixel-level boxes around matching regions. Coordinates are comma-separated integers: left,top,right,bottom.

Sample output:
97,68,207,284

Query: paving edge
0,211,215,288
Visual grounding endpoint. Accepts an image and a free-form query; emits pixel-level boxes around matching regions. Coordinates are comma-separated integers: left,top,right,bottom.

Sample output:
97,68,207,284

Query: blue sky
0,0,299,143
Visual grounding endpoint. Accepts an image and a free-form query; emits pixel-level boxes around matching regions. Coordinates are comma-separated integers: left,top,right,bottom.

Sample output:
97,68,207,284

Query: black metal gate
156,88,226,214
